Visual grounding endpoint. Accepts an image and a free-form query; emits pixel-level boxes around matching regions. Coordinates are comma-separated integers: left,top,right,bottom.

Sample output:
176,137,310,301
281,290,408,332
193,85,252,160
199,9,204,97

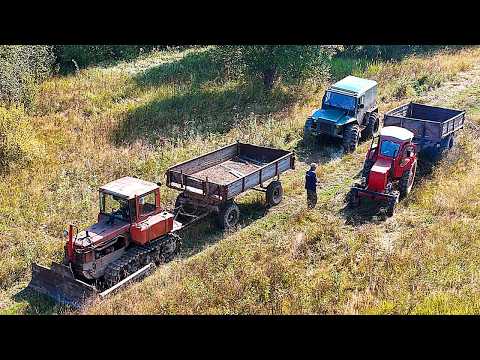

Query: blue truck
304,76,380,153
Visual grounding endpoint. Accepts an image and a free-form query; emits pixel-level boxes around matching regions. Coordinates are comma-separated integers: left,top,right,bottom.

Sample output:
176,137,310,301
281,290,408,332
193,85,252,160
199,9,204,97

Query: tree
213,45,342,90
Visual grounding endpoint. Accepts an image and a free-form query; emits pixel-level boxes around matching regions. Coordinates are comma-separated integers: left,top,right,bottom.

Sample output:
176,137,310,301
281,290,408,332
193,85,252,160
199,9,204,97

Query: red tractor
348,126,417,216
29,176,182,306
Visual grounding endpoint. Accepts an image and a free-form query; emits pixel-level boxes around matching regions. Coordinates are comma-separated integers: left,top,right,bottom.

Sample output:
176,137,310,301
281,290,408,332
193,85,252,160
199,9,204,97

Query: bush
54,45,172,72
211,45,342,90
0,45,54,107
0,105,42,172
339,45,465,60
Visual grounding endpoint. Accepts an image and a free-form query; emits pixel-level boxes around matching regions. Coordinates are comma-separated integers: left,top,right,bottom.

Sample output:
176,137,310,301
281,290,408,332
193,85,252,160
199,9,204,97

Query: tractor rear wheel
343,123,360,153
266,180,283,207
217,201,240,230
399,161,417,199
347,189,360,208
364,113,380,140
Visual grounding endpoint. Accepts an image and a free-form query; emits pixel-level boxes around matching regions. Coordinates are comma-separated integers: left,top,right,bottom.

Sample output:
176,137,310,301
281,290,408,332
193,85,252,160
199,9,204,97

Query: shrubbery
0,105,42,172
0,45,55,107
54,45,167,72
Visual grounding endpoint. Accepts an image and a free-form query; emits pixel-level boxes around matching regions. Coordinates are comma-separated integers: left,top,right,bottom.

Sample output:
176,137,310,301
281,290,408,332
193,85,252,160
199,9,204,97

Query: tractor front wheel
399,161,417,199
343,123,360,153
386,197,396,217
364,113,380,140
362,159,375,179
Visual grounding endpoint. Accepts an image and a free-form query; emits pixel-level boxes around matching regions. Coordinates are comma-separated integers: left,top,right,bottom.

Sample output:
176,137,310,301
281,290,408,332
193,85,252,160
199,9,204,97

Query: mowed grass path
1,47,479,314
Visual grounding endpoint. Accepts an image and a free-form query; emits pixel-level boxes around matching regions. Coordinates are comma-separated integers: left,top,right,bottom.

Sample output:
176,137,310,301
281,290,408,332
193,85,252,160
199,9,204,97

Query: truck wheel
217,201,240,229
364,113,380,139
343,123,360,153
303,127,316,146
266,180,283,207
399,161,417,199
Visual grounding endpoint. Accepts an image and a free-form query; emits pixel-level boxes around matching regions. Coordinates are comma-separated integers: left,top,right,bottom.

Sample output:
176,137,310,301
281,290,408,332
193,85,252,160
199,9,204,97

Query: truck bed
165,142,295,202
384,102,465,150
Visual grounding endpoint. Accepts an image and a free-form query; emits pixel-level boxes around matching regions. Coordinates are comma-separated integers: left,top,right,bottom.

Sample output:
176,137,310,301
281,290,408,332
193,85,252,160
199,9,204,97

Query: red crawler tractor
28,142,295,306
349,126,417,216
29,177,182,306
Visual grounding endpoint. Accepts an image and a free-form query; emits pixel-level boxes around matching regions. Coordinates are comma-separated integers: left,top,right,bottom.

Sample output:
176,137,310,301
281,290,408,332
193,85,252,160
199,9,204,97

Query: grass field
1,46,480,314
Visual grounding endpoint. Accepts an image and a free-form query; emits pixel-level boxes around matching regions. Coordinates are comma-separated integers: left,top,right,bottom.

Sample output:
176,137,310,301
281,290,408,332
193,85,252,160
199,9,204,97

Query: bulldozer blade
29,262,97,308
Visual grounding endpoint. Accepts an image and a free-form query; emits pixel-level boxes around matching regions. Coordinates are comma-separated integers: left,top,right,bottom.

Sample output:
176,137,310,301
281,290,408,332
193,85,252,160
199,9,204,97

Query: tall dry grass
1,46,479,314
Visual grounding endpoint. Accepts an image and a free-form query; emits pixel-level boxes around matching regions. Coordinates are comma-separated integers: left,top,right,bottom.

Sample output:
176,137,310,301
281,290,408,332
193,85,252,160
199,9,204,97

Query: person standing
305,163,320,209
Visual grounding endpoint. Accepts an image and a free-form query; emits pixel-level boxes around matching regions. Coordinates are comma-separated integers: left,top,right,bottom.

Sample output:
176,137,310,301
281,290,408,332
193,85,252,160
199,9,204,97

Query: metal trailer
383,102,465,156
166,142,295,229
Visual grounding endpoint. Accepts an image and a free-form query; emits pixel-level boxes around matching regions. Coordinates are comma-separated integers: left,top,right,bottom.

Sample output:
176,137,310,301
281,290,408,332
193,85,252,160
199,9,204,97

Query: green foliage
0,45,54,107
341,45,466,60
212,45,342,90
0,105,42,172
54,45,171,71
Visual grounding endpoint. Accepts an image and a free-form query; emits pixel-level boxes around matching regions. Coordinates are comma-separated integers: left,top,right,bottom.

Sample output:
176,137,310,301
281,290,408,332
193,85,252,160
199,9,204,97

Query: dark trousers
306,189,317,209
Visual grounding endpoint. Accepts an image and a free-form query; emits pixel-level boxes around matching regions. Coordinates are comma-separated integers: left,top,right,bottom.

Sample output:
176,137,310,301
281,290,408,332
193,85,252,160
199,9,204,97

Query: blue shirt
305,170,317,192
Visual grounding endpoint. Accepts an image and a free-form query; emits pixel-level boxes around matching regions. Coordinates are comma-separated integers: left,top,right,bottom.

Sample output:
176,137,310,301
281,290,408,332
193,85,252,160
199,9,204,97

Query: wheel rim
273,187,282,203
227,209,238,226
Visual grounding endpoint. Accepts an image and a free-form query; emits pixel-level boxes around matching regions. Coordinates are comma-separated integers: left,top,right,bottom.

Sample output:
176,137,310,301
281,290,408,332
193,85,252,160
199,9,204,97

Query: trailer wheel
399,161,417,199
266,181,283,206
343,123,360,153
217,201,240,229
448,136,454,149
364,113,380,139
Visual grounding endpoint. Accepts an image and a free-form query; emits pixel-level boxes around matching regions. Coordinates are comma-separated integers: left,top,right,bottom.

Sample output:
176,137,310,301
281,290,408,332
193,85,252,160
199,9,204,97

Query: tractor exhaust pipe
66,224,74,263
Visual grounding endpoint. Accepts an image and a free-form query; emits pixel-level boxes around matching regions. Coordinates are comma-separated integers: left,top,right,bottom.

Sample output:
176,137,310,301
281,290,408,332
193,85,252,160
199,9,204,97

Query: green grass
1,46,480,314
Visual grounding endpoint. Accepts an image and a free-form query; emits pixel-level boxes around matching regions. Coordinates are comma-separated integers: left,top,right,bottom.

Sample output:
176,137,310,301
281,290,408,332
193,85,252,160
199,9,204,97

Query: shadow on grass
111,48,299,146
177,196,267,257
340,154,442,225
13,287,67,315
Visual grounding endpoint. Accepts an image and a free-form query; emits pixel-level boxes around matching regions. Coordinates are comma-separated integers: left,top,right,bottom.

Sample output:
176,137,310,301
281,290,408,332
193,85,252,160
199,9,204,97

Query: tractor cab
64,177,174,279
98,176,162,225
365,126,416,186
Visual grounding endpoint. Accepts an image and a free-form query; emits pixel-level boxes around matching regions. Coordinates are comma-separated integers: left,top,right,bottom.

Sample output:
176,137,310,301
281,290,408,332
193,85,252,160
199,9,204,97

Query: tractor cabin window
139,191,156,215
100,192,130,222
380,140,400,158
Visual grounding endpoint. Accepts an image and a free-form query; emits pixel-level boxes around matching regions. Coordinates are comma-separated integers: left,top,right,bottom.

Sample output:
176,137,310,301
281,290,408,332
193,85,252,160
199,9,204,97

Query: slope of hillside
1,46,479,314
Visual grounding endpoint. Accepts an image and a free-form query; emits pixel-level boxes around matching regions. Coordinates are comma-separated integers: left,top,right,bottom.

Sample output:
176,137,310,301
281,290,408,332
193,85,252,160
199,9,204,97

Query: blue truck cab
304,76,380,153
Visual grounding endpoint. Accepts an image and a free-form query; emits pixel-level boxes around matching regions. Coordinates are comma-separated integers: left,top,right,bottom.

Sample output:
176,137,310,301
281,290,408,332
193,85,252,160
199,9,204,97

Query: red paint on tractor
368,158,391,192
130,212,174,245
